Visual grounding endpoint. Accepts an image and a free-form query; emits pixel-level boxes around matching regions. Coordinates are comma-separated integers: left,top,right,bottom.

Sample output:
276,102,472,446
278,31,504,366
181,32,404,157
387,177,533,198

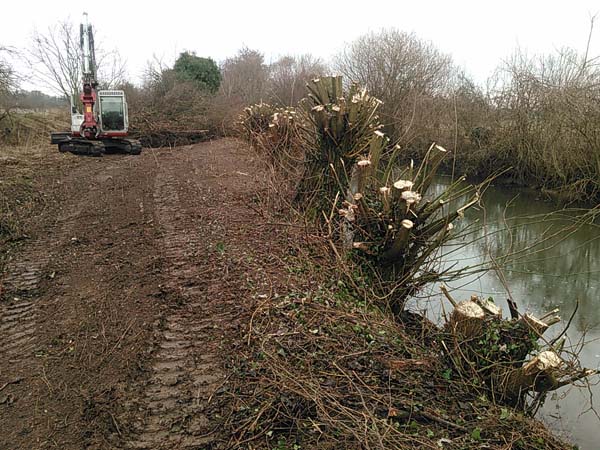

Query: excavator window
99,96,125,131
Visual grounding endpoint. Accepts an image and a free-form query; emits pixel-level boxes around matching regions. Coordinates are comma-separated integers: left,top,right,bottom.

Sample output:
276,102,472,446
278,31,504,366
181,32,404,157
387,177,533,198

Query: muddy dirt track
0,139,295,449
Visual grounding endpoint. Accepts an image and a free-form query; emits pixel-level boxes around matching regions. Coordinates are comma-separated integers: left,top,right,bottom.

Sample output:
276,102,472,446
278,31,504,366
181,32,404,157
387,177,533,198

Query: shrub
125,67,214,146
220,48,269,106
488,48,600,201
341,144,480,313
242,76,483,314
173,51,221,93
268,54,328,106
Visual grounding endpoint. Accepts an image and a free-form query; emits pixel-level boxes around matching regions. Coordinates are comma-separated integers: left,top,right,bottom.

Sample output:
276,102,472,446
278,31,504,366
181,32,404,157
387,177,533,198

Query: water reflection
413,175,600,449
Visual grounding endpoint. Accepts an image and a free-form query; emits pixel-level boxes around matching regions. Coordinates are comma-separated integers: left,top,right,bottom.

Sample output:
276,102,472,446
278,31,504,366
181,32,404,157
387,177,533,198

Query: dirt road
0,139,292,449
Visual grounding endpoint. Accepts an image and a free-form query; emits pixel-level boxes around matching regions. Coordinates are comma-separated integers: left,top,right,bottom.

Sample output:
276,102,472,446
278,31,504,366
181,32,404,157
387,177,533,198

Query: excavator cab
98,90,128,133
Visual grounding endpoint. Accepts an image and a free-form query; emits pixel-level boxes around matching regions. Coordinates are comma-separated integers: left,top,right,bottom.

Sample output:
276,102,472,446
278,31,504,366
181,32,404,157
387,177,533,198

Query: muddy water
414,175,600,450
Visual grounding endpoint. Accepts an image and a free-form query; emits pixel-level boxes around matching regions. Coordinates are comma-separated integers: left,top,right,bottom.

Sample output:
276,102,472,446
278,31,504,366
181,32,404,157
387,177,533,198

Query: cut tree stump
382,219,414,262
447,300,485,339
494,351,563,403
471,295,502,318
519,312,560,335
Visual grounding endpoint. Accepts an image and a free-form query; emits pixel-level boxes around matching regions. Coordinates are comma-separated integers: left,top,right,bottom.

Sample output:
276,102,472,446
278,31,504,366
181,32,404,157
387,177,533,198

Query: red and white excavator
51,13,141,156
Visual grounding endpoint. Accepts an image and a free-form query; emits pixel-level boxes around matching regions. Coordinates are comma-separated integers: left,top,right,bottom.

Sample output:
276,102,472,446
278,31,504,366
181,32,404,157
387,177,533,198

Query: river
413,175,600,450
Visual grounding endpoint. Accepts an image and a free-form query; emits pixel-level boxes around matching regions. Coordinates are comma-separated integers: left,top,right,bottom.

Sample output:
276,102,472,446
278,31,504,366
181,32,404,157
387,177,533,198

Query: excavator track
51,134,142,156
102,138,142,155
57,137,105,157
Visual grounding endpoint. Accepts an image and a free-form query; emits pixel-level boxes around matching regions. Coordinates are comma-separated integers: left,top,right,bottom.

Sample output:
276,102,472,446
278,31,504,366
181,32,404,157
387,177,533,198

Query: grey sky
3,0,599,93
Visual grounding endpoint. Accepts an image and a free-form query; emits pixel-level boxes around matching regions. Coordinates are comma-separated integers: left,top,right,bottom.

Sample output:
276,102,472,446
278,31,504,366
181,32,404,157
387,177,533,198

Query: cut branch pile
221,281,573,449
128,106,211,147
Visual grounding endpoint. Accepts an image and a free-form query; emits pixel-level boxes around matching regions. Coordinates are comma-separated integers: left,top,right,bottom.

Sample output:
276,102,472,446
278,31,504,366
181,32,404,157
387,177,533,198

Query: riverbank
398,153,600,208
0,139,579,449
417,174,600,449
220,238,575,449
236,74,599,448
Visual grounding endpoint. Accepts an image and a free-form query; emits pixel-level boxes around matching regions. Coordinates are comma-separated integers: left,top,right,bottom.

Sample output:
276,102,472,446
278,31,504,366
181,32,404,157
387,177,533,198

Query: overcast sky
3,0,599,93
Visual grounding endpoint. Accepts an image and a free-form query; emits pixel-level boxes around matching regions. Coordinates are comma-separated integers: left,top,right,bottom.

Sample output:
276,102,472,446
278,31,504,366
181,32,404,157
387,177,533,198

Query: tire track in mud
1,155,165,449
0,220,73,362
128,171,224,449
0,162,131,376
0,299,37,358
0,257,47,359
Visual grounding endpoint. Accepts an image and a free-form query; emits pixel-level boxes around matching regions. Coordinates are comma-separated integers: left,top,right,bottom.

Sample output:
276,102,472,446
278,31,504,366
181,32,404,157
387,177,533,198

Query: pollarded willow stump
444,300,596,407
493,351,562,404
471,295,502,318
447,300,486,340
381,219,414,262
519,312,560,336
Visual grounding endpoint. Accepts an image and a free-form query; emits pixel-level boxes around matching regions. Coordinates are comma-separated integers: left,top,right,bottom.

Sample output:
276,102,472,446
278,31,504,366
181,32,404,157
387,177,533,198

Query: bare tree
0,46,17,97
28,21,81,99
334,29,454,147
141,55,170,90
268,54,328,106
27,20,127,100
0,46,19,124
220,47,269,105
97,49,127,90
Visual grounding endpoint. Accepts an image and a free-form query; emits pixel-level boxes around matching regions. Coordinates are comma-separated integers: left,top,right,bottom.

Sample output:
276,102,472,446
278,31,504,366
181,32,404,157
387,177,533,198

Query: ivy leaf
471,427,482,440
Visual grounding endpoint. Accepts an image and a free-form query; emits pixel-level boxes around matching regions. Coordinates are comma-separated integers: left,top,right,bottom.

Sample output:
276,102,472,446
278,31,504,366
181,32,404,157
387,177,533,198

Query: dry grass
0,144,47,241
0,112,70,248
220,242,571,449
0,110,68,147
0,135,77,279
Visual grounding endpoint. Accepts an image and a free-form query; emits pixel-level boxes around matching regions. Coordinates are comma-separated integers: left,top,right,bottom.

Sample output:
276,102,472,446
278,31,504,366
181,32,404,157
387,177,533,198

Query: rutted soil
0,139,293,449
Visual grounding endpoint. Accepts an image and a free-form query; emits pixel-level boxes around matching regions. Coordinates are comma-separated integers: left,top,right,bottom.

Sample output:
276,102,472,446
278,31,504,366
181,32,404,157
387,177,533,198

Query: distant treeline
121,30,600,202
3,24,599,201
328,30,600,203
4,90,66,111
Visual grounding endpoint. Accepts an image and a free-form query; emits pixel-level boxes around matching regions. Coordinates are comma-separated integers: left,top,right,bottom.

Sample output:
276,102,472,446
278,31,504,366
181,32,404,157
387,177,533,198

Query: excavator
50,13,141,156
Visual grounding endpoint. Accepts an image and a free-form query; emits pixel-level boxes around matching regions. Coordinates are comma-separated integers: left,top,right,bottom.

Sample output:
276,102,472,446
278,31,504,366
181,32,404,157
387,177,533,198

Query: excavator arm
79,13,98,139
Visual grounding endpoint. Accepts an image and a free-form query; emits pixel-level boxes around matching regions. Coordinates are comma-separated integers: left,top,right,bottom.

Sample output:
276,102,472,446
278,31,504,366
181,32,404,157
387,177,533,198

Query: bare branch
26,19,128,99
